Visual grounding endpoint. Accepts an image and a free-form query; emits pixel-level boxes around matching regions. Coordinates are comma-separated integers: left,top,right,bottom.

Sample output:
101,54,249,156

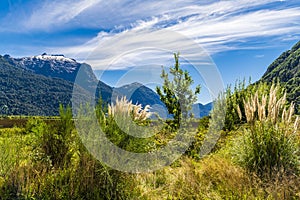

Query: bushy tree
156,53,200,127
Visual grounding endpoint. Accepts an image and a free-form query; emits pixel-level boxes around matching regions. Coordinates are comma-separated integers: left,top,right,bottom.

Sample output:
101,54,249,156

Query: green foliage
186,116,209,159
223,79,248,131
25,118,53,167
198,115,210,132
236,121,299,178
223,79,279,131
58,104,74,140
233,83,300,179
0,107,133,199
0,132,20,178
261,40,300,114
104,116,149,153
156,53,200,128
25,105,78,168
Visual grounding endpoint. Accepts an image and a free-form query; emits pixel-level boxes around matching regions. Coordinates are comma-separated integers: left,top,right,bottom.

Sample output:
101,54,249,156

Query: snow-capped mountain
3,53,97,83
0,55,91,116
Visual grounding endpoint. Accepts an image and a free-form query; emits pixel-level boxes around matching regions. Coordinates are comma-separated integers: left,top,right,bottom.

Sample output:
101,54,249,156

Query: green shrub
0,106,133,199
238,121,299,178
25,105,78,168
185,116,209,159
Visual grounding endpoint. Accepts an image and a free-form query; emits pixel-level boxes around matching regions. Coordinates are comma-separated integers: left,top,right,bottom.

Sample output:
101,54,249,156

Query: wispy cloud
25,0,102,30
2,0,281,31
42,0,300,70
172,8,300,52
255,55,265,58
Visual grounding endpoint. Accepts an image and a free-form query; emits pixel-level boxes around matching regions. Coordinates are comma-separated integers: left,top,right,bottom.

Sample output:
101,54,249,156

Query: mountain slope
0,55,90,116
0,54,168,116
192,102,213,118
260,41,300,113
115,82,164,106
3,53,114,104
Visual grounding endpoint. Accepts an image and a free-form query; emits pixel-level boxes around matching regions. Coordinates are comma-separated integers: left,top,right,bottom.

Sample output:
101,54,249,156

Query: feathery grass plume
108,96,152,122
236,83,300,178
287,102,294,124
281,102,295,125
242,83,298,132
257,94,267,121
242,83,292,124
243,95,256,123
267,84,276,121
236,105,242,120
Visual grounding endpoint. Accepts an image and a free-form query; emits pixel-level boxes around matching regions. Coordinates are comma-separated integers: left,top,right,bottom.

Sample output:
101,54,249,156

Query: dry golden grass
240,83,299,131
130,156,265,200
108,96,152,122
128,153,300,199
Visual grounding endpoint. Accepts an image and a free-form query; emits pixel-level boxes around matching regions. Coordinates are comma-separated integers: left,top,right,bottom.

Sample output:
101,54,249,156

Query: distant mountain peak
0,53,214,117
2,53,98,84
131,82,143,86
122,82,143,88
31,53,76,63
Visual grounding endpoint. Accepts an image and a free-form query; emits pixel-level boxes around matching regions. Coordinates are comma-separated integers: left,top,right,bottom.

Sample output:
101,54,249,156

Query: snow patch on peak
32,53,76,63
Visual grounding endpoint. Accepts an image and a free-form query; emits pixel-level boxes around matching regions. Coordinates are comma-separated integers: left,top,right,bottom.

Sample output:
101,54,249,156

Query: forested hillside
0,55,90,115
261,41,300,113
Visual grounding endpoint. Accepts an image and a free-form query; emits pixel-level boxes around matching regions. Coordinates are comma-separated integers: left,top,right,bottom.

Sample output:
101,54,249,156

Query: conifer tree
156,53,200,127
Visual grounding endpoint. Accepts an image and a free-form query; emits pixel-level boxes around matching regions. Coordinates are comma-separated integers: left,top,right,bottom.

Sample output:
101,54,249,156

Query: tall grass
0,106,134,199
126,154,300,199
236,83,300,178
108,96,152,123
105,96,155,152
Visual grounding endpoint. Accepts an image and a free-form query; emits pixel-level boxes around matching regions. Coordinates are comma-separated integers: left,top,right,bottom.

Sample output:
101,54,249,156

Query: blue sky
1,0,300,103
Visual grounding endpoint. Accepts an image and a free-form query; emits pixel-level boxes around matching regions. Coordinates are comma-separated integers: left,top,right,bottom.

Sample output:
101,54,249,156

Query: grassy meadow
0,82,299,199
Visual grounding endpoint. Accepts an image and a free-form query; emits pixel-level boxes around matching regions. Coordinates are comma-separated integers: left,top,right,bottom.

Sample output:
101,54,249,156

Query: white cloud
1,0,285,72
255,55,265,58
25,0,101,30
171,8,300,52
46,0,300,70
9,0,279,31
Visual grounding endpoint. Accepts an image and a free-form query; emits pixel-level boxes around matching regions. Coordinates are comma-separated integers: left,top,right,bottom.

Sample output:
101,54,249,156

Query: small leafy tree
156,53,200,127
